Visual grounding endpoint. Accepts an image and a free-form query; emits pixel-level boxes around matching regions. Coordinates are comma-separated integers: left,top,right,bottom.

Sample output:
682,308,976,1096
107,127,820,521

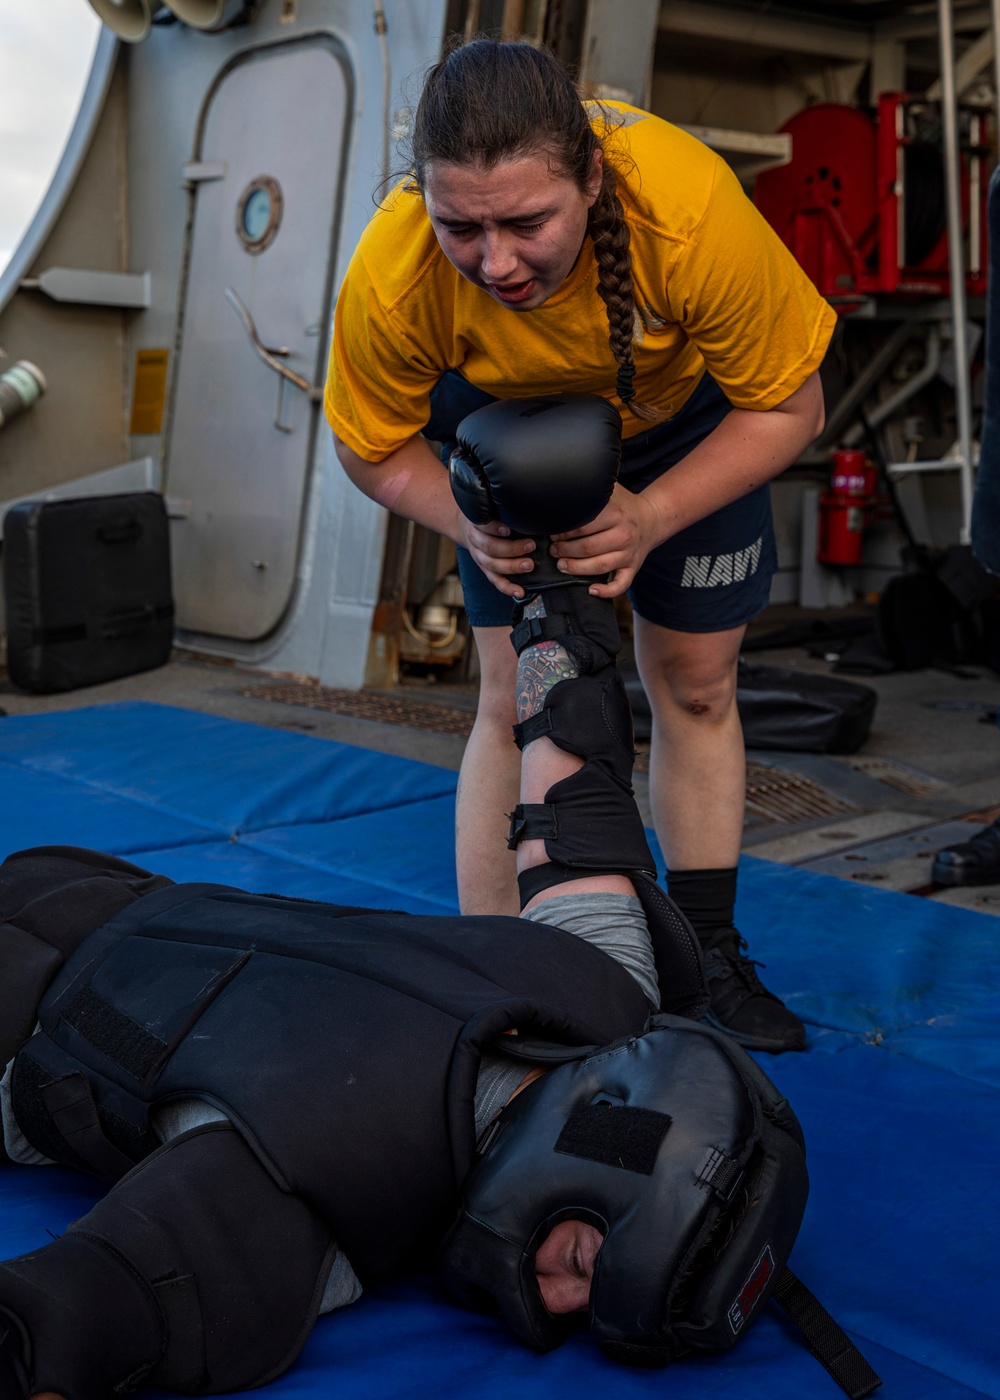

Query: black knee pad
510,583,621,672
0,1122,337,1397
513,668,635,784
506,580,710,1015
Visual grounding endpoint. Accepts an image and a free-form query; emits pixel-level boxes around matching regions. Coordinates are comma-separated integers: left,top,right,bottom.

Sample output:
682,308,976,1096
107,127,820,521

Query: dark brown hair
410,38,664,422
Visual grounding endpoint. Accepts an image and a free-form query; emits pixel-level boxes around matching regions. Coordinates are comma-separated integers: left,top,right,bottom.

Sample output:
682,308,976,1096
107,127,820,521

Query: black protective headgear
440,1016,881,1398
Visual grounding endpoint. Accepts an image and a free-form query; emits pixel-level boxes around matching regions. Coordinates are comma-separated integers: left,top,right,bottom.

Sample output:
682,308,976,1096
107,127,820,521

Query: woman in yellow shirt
327,39,834,1053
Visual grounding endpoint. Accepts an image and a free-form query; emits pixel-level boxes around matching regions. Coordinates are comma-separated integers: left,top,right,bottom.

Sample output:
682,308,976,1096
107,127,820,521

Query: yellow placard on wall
130,348,169,435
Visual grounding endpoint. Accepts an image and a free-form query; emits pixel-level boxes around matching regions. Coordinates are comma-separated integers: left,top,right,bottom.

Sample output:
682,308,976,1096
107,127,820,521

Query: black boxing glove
449,394,622,537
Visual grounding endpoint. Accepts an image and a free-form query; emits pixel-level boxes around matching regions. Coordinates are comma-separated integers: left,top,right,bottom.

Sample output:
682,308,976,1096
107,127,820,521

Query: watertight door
165,37,350,640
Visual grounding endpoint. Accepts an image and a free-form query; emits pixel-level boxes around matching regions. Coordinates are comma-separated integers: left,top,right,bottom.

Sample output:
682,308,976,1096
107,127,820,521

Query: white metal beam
938,0,976,541
926,27,994,98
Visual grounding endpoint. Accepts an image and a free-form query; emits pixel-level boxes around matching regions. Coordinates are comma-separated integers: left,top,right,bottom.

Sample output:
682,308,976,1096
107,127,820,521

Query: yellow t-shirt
326,104,836,459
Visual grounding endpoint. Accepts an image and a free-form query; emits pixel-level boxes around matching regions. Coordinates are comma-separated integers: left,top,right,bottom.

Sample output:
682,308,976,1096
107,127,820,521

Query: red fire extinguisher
818,449,878,566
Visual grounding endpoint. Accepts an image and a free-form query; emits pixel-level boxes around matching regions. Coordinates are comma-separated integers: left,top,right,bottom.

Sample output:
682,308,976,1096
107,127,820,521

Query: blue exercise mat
1,701,997,1399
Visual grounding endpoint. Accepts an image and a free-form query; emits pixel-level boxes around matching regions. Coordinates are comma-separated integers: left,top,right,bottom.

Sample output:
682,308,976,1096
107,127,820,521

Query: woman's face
422,148,602,312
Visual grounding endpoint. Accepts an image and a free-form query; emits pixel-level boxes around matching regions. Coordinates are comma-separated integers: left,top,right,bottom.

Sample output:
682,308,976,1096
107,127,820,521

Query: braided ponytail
411,38,666,421
587,166,666,423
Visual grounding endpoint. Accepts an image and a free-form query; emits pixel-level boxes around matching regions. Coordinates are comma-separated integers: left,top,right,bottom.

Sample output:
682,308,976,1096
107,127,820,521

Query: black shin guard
0,1122,337,1397
509,585,653,891
509,586,708,1019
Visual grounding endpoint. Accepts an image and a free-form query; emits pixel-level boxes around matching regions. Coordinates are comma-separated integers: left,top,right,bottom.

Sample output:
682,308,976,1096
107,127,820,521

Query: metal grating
841,756,944,797
248,685,849,825
743,762,852,824
243,683,476,738
633,750,848,825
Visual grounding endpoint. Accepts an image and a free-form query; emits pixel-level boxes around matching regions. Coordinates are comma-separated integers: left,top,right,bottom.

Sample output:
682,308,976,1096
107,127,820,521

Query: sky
0,0,101,275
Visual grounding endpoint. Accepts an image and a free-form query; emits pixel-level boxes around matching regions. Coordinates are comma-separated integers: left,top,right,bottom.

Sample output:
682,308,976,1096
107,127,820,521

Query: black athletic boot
700,927,806,1053
932,816,1000,886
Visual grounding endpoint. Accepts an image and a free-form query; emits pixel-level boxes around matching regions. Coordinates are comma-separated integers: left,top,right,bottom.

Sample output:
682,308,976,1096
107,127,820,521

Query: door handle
224,287,323,402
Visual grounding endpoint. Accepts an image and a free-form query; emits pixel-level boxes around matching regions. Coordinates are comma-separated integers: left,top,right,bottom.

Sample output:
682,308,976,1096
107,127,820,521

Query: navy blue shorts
426,371,777,633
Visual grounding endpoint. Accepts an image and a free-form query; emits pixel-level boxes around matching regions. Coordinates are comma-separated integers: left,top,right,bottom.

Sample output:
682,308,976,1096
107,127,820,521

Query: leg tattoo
515,596,581,725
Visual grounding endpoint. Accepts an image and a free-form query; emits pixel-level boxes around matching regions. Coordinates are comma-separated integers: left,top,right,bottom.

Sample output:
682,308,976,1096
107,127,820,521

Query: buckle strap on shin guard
771,1267,881,1399
507,803,558,850
511,613,565,657
510,584,621,669
0,1232,168,1399
512,710,553,751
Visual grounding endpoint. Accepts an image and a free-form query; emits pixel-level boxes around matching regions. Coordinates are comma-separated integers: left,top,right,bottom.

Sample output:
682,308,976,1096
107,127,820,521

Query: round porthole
237,177,283,253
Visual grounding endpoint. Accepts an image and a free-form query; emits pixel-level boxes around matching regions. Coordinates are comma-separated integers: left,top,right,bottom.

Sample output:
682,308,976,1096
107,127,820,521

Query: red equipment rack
755,94,989,307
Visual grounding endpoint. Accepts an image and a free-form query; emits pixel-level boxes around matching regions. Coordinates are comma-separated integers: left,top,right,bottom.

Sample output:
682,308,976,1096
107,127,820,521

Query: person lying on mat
0,401,875,1400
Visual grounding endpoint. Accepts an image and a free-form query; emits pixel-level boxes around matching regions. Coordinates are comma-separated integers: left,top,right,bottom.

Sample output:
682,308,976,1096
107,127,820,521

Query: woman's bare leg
633,618,746,872
455,625,521,916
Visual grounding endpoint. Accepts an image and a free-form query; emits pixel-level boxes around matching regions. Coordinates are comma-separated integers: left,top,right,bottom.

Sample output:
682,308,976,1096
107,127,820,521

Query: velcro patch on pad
554,1103,671,1175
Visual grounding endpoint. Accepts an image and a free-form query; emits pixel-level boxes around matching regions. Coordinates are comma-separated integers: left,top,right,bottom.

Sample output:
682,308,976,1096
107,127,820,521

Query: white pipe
373,0,391,186
938,0,976,542
887,456,969,475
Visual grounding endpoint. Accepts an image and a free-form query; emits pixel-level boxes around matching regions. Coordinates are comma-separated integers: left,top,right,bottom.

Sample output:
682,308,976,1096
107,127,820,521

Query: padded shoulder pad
631,884,709,1020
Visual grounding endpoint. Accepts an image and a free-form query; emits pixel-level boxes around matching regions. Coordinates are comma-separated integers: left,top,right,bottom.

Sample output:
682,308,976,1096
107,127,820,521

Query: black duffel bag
3,492,174,694
622,660,877,755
